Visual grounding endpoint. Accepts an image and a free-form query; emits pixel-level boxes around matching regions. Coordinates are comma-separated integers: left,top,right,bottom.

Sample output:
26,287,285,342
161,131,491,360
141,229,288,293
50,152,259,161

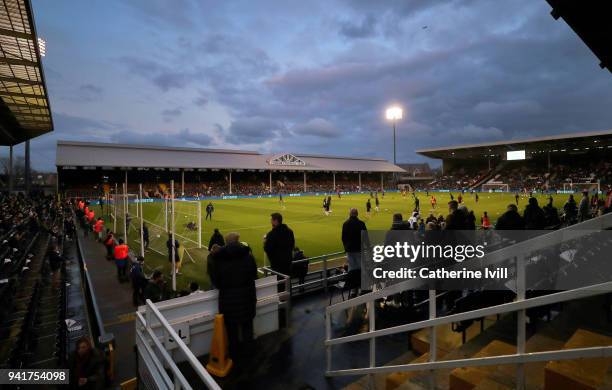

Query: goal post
111,192,139,246
172,199,202,249
562,181,600,193
481,183,510,192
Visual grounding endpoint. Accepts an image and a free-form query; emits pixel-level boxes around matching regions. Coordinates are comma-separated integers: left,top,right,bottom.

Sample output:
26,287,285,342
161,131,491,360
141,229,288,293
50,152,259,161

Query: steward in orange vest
481,212,492,229
114,239,130,282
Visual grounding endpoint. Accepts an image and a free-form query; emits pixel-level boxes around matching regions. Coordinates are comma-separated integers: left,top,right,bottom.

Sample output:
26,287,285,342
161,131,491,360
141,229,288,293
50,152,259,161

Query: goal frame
111,192,139,245
481,183,510,192
562,181,600,193
170,198,202,249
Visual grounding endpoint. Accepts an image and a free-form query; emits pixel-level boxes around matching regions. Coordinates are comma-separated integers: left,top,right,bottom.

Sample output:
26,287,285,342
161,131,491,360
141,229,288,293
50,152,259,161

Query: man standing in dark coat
444,201,467,230
210,232,257,358
208,228,225,249
578,191,590,222
264,213,295,276
523,197,546,229
496,204,525,230
342,208,367,271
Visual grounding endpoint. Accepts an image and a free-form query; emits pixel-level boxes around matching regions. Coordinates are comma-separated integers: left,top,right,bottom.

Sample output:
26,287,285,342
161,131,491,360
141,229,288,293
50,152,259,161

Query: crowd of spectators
422,160,612,193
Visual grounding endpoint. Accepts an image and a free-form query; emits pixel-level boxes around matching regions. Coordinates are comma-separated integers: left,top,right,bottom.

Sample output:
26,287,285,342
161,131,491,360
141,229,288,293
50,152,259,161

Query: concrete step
544,328,612,390
449,339,516,390
410,317,497,356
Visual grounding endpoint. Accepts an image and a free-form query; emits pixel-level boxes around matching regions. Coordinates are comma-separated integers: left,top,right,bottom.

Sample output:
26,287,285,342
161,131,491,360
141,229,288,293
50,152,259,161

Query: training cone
206,314,233,377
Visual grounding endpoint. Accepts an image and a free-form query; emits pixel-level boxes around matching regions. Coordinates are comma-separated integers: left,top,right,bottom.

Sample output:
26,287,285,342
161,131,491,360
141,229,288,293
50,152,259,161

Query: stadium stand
0,193,68,370
55,141,404,198
415,130,612,192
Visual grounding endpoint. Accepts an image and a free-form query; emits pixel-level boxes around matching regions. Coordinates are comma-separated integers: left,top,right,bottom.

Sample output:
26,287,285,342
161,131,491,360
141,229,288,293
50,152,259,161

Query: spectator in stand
264,213,295,277
578,191,590,222
426,212,437,224
206,243,222,289
67,337,104,390
113,239,129,282
93,218,104,241
189,281,202,295
543,197,561,226
208,228,225,249
48,244,66,272
342,208,367,272
445,201,467,230
481,212,492,229
144,270,166,303
391,213,411,230
605,189,612,211
166,235,181,274
209,232,257,358
563,194,578,223
523,197,546,229
466,210,476,230
291,247,308,288
130,256,148,306
496,204,525,230
103,230,114,260
142,223,149,249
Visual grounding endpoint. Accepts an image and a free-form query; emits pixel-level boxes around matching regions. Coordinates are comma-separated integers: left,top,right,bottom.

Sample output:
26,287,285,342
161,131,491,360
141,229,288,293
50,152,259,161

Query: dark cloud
79,84,103,95
224,117,285,144
338,14,377,39
193,92,208,107
291,118,342,138
161,108,182,122
119,56,192,92
110,128,213,147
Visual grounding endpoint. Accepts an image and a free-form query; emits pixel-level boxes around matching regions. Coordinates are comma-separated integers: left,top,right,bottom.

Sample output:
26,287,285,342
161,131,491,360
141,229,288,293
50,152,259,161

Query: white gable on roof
267,153,306,166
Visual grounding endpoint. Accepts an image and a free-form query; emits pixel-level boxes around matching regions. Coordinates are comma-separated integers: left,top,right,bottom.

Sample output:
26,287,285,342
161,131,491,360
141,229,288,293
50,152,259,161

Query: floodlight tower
385,105,403,165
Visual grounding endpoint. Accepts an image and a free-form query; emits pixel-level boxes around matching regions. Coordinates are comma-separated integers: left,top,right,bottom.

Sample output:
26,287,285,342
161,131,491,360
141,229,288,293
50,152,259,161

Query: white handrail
326,280,612,347
325,212,612,383
136,312,191,389
328,346,612,377
144,299,221,390
328,211,612,314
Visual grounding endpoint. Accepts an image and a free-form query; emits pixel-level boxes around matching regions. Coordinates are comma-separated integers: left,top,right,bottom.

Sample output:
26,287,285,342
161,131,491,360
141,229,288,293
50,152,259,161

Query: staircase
470,162,509,190
329,212,612,389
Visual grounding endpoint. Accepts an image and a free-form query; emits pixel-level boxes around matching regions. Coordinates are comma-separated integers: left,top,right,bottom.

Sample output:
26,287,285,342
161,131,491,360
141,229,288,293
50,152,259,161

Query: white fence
136,275,285,389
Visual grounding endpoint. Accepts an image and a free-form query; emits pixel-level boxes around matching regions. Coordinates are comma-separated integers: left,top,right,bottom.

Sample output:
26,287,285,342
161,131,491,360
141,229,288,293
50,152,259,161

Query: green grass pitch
94,191,568,291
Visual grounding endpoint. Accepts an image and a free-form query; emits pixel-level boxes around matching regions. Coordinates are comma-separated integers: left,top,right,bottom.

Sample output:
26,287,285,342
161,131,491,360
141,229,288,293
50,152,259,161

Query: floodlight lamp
386,106,403,121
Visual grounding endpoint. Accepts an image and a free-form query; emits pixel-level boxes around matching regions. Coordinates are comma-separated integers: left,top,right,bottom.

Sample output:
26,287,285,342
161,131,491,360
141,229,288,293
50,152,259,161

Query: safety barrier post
429,289,437,389
322,254,328,293
516,255,526,390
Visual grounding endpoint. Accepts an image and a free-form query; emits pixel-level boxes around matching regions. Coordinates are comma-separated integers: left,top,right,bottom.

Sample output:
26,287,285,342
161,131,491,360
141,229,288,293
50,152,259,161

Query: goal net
132,198,202,261
481,183,510,192
110,193,139,245
562,181,600,193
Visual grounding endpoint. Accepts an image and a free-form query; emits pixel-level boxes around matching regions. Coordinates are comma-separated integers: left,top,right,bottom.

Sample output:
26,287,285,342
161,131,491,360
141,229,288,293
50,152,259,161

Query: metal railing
257,268,291,325
259,251,346,295
74,224,115,347
324,212,612,388
135,299,221,390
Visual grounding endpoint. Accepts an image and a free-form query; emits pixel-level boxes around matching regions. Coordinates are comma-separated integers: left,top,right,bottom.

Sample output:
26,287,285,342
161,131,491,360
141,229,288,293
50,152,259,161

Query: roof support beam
14,112,51,118
16,119,51,125
0,57,38,67
0,76,42,86
0,27,33,40
4,102,48,109
0,90,43,99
